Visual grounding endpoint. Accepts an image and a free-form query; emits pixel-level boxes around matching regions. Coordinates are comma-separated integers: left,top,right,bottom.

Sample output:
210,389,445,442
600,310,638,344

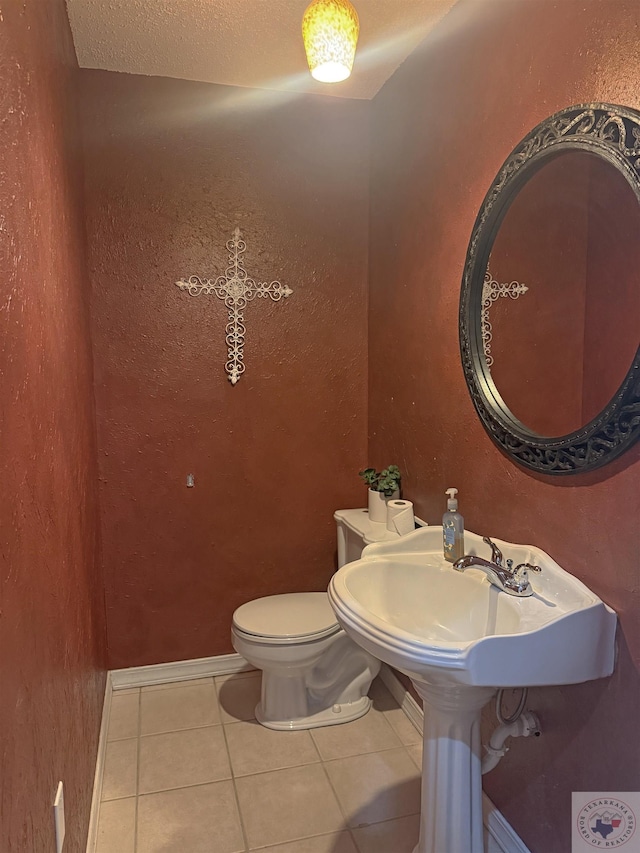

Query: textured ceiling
66,0,458,100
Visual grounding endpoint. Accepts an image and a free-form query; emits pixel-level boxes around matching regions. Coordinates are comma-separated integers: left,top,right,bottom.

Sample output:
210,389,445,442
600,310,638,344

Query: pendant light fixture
302,0,360,84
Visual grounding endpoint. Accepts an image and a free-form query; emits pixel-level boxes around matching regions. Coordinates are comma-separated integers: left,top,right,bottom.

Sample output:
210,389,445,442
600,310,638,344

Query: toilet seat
230,511,381,730
232,592,340,644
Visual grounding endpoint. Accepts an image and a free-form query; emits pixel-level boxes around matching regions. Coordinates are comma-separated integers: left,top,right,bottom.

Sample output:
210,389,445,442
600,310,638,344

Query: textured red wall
583,157,640,422
0,2,106,851
489,154,589,435
370,1,640,850
489,152,640,434
79,72,370,668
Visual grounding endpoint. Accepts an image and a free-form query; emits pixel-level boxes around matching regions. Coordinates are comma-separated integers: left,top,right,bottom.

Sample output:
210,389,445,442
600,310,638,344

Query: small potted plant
359,465,401,523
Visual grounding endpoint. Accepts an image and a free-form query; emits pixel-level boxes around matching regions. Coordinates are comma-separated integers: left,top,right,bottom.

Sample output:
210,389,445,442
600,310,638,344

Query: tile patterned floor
95,673,423,853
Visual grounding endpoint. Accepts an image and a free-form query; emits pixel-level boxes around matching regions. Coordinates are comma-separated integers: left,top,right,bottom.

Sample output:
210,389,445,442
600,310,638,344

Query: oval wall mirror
460,104,640,475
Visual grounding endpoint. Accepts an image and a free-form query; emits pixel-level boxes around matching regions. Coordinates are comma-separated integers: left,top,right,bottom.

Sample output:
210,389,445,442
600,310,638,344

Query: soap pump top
445,488,458,511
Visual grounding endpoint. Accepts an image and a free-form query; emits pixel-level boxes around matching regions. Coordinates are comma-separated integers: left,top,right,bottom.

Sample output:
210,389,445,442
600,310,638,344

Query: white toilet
231,509,401,730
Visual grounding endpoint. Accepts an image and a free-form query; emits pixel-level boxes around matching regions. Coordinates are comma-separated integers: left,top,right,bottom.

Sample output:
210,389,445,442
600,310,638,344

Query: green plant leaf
359,464,401,494
358,468,379,487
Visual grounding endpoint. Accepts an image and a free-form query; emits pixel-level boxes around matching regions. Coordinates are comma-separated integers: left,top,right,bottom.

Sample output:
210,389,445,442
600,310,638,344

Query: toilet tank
334,508,404,568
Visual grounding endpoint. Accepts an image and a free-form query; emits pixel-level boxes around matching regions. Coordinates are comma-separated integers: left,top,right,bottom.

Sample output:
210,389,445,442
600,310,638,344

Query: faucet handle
513,562,542,590
515,562,542,574
483,536,503,566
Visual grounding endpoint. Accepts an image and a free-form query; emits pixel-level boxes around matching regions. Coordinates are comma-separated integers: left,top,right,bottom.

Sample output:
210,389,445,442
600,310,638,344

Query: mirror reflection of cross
176,228,293,385
481,265,528,367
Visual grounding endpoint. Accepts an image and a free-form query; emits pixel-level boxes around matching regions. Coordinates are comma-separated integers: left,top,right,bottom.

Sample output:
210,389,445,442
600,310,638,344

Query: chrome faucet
453,536,541,597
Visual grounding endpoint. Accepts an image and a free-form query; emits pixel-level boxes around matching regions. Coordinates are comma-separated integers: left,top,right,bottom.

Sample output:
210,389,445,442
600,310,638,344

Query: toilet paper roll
386,500,415,536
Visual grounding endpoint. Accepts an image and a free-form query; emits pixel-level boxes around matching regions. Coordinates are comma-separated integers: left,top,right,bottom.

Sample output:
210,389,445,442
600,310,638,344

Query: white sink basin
328,526,617,853
328,526,616,688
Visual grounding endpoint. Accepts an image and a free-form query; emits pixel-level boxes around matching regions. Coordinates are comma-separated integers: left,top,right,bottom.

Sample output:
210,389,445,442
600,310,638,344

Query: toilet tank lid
233,592,339,640
334,508,403,544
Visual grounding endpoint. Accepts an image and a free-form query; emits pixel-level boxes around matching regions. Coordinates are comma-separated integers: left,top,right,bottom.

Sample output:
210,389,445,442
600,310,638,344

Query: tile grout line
100,765,421,847
318,744,421,853
218,680,354,851
133,688,141,853
215,741,412,782
350,814,422,853
137,721,225,741
122,776,246,796
317,756,362,852
307,725,325,764
216,683,251,852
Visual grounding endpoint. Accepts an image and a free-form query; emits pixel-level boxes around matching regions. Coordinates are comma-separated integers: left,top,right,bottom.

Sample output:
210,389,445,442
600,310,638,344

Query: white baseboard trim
85,672,113,853
379,664,424,733
483,794,532,853
110,653,255,690
379,665,531,853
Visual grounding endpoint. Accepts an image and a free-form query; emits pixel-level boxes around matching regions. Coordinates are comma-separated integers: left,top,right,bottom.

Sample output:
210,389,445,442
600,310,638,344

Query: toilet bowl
232,592,380,730
230,510,401,731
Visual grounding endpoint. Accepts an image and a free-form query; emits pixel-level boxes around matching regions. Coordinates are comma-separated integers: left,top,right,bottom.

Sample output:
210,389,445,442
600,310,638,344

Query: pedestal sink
328,526,617,853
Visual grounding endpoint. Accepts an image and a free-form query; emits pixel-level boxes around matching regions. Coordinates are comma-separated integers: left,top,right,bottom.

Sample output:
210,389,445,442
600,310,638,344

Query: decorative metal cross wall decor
176,228,293,385
481,265,529,367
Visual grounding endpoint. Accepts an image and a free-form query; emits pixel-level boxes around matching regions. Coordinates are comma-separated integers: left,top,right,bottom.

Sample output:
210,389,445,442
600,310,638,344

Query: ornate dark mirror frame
460,103,640,475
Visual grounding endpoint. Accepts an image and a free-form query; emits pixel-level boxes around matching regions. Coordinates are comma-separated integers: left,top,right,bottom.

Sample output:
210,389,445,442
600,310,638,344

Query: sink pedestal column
411,681,496,853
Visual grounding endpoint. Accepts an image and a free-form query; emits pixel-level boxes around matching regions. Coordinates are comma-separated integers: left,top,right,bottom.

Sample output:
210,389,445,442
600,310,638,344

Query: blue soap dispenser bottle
443,488,464,563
